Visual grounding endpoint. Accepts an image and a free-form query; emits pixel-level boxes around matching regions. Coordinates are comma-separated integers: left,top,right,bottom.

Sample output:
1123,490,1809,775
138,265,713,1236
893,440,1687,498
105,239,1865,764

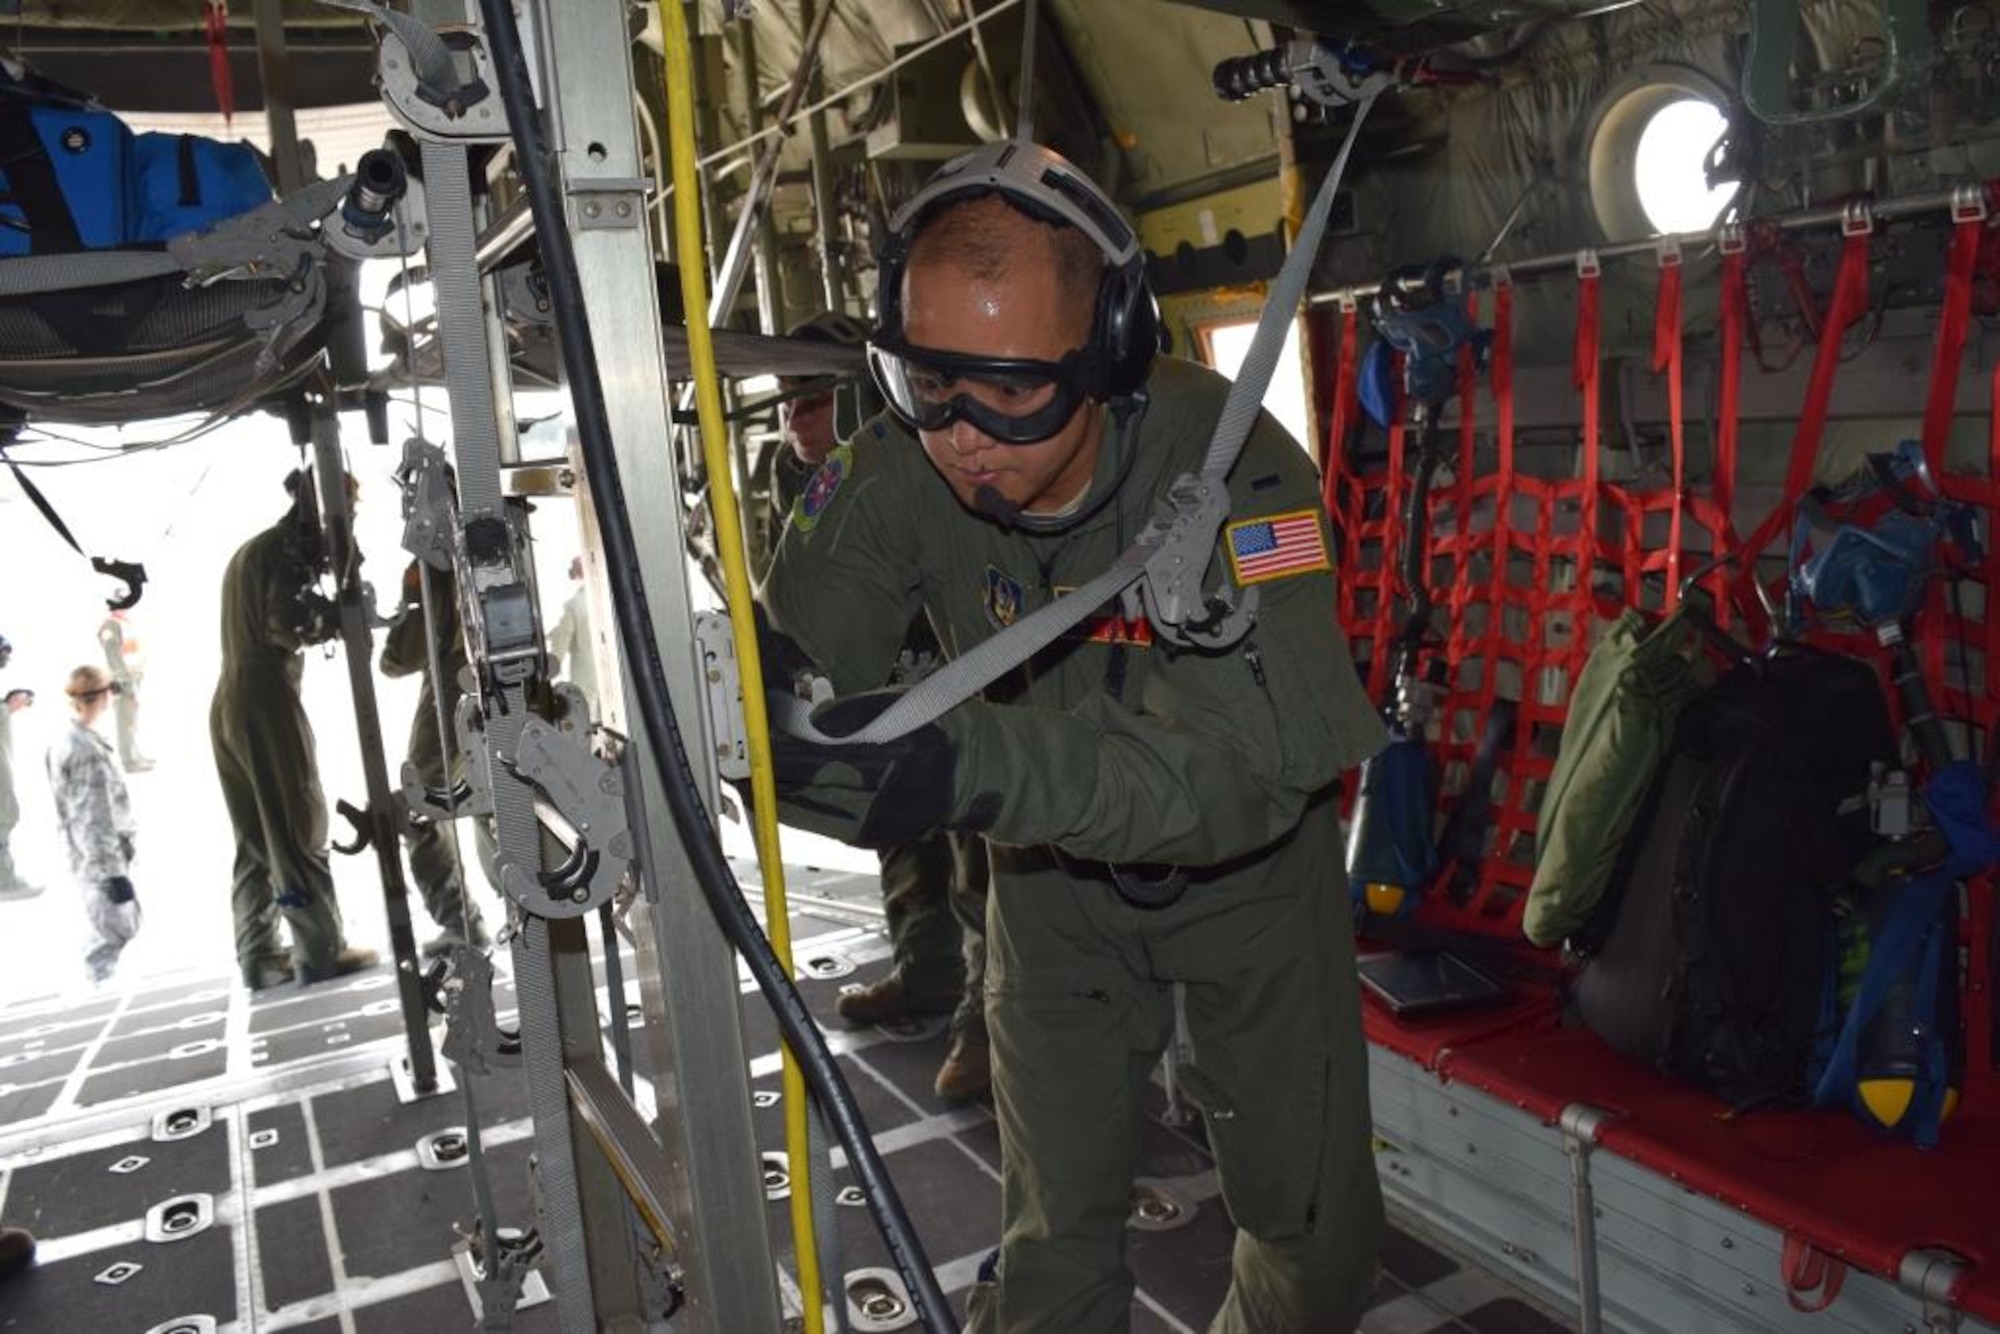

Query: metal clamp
1899,1248,1968,1332
1489,263,1513,291
1718,223,1747,255
567,178,654,233
440,942,522,1076
1950,183,1989,225
1132,472,1259,650
1655,234,1683,268
397,435,459,572
377,23,510,142
1841,199,1875,236
495,717,633,916
1575,249,1601,279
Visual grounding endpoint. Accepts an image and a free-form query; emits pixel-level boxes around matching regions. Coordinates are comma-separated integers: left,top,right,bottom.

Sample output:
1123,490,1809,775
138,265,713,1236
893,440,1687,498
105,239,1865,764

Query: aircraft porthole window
1633,99,1738,235
1585,70,1741,242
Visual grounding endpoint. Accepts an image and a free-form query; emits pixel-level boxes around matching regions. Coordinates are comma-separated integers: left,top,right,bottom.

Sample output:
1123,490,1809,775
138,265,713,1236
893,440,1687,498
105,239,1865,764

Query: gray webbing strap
422,135,598,1330
322,0,462,99
783,92,1379,747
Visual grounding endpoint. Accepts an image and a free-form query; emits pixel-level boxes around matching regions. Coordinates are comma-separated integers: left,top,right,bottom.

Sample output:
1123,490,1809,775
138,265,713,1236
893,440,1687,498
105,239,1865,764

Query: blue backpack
0,67,270,255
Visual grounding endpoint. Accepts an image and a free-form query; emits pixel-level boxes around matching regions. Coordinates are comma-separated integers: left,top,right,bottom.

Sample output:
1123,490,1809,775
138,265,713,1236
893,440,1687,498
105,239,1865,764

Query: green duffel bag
1523,605,1715,949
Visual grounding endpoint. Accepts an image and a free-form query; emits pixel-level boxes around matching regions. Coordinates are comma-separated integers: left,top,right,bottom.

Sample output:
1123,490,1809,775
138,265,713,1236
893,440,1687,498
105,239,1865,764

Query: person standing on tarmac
209,470,377,990
48,666,141,983
772,310,991,1101
0,634,41,900
380,557,490,956
762,143,1385,1331
96,610,153,772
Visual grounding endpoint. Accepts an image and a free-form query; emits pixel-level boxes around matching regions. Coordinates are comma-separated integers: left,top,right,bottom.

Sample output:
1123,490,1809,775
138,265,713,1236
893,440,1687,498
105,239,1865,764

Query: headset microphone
973,483,1022,527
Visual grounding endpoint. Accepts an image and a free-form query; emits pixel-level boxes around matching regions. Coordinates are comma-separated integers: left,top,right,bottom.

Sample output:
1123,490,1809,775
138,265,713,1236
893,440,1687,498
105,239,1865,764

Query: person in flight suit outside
774,310,991,1101
96,610,153,772
762,143,1386,1331
210,470,377,990
381,557,490,956
0,634,42,899
548,555,599,719
48,666,141,983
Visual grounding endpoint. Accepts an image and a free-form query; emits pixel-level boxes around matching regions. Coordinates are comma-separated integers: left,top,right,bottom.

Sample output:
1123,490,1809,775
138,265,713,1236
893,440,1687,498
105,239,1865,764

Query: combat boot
297,946,380,986
243,956,295,990
423,915,493,958
835,974,958,1027
933,1034,991,1102
0,1226,35,1280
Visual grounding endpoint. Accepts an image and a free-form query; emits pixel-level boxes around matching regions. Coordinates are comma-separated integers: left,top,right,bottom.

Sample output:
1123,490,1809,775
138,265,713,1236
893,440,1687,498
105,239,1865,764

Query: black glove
101,875,137,904
769,690,959,848
753,602,820,697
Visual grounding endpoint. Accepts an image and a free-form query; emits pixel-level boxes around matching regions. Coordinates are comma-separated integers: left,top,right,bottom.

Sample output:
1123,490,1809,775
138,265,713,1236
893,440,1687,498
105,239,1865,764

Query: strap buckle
1489,263,1513,291
1717,223,1747,255
1656,234,1683,268
1575,248,1601,279
1336,291,1359,314
1841,200,1874,236
1951,183,1988,225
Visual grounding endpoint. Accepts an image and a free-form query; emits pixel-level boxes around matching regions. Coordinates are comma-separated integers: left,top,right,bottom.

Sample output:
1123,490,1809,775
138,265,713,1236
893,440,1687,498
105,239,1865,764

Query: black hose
473,4,957,1330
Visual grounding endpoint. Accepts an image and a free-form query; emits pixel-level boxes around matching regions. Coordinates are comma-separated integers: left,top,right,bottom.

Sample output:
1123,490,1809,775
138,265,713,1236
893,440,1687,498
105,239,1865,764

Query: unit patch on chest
1224,508,1330,586
983,565,1025,630
790,443,853,533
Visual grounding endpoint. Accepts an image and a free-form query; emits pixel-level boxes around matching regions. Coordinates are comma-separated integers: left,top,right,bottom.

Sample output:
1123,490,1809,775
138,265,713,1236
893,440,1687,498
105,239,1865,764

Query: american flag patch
1225,508,1331,586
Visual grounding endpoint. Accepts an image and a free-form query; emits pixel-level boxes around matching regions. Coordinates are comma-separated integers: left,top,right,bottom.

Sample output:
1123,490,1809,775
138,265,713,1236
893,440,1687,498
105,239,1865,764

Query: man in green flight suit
762,142,1385,1332
381,557,489,955
210,470,377,989
96,611,153,772
774,310,990,1102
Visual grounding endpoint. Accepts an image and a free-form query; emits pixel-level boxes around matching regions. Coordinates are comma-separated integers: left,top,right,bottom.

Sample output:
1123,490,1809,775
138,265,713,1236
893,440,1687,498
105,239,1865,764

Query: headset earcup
1098,265,1160,399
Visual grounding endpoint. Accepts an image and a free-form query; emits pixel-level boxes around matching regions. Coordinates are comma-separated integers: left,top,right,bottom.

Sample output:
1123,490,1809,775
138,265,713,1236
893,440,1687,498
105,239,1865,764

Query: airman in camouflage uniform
48,666,140,982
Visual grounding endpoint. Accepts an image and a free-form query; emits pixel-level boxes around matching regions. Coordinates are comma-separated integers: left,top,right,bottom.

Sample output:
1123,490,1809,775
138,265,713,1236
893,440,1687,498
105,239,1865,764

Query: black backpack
1574,647,1896,1107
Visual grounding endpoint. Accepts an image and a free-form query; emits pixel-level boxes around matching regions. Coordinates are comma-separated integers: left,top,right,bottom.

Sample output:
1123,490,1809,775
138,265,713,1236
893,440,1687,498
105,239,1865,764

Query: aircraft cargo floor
0,860,1571,1333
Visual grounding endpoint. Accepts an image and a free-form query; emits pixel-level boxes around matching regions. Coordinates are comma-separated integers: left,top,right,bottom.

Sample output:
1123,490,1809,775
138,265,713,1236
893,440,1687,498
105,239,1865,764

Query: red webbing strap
1734,227,1873,614
1920,212,1985,474
1989,360,2000,710
1652,249,1686,606
1475,280,1516,730
1716,246,1746,525
1493,280,1515,483
1444,294,1483,670
1367,419,1409,703
1324,300,1360,517
206,1,235,129
1571,259,1603,676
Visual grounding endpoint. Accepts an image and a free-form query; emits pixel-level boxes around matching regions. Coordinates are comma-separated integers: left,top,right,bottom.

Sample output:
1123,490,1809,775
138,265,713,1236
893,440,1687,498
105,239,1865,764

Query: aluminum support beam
253,0,307,194
534,2,781,1330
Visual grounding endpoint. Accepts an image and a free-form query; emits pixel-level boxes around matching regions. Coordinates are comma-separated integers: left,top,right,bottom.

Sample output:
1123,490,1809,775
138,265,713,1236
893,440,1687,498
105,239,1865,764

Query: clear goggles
867,338,1096,445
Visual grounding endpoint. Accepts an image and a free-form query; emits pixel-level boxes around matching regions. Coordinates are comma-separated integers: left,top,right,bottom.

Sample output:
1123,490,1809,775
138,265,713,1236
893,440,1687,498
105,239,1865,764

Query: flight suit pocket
1179,1044,1333,1240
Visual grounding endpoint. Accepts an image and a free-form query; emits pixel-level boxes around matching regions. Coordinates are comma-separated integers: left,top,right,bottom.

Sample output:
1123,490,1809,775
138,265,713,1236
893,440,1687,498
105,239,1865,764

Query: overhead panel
1161,0,1643,54
1052,0,1282,200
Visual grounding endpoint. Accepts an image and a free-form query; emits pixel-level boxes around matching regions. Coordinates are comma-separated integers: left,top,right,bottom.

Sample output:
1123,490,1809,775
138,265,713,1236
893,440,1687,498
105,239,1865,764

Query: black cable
473,4,957,1330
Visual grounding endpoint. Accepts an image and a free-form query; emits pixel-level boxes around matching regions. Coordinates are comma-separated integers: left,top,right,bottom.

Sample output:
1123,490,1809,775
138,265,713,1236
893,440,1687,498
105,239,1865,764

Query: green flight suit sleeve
380,562,427,679
944,416,1383,869
761,431,926,695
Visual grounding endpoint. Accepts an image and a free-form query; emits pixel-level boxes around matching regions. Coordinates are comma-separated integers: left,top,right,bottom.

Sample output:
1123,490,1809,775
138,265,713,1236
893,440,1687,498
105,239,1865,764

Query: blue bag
129,133,273,243
0,102,132,254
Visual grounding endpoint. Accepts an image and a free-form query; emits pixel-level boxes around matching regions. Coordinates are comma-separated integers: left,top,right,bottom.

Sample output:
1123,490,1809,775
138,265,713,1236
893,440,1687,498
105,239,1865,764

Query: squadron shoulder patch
790,443,853,533
1225,508,1331,586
